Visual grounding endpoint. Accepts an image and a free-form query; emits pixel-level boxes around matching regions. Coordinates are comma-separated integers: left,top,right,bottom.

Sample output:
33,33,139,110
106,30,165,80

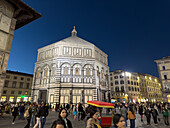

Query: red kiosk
87,101,114,128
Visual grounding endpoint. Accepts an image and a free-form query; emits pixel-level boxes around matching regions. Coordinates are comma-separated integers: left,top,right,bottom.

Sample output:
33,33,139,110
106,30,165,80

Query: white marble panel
0,15,11,33
0,31,7,50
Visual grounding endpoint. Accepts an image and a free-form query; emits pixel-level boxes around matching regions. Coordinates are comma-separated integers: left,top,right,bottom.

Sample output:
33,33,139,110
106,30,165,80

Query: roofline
6,70,33,77
6,0,42,30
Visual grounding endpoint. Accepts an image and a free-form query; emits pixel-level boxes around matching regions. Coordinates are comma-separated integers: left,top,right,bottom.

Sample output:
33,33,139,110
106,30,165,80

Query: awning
87,101,114,108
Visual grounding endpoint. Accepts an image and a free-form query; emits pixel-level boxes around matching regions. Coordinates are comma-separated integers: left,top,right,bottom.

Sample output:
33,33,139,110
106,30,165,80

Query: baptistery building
31,27,110,105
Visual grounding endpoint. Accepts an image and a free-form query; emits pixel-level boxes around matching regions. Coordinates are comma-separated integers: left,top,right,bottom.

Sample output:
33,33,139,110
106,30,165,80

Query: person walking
59,108,73,128
40,103,49,128
12,104,19,124
73,104,77,119
138,104,144,122
151,106,159,125
33,104,42,128
127,107,136,128
78,103,84,121
24,104,32,128
144,106,151,125
30,103,37,127
19,103,25,120
162,106,169,125
121,105,127,127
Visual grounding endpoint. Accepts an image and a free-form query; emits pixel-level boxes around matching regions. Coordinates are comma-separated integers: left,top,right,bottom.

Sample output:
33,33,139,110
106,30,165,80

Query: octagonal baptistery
31,27,110,106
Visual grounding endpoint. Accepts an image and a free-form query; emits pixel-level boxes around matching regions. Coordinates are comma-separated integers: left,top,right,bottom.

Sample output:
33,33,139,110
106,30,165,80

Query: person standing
127,107,136,128
33,104,42,128
19,103,25,120
138,104,144,122
12,104,19,124
59,108,73,128
121,105,127,127
151,106,159,125
78,103,84,121
162,106,169,125
40,103,49,128
73,104,77,119
144,106,151,125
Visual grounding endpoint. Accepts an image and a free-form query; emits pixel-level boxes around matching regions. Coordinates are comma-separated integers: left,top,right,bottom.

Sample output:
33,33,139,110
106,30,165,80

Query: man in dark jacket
40,103,49,128
19,104,25,120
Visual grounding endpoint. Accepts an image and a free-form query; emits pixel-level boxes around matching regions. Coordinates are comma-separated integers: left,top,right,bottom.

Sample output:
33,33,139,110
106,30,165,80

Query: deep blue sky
7,0,170,77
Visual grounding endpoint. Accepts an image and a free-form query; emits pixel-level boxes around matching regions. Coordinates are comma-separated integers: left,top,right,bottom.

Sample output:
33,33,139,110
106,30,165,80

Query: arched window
132,87,134,91
111,82,113,86
129,87,131,91
61,63,71,75
75,68,79,75
115,81,119,85
128,80,130,84
131,81,133,85
121,86,124,92
135,87,137,91
134,82,136,85
120,80,124,84
115,87,119,92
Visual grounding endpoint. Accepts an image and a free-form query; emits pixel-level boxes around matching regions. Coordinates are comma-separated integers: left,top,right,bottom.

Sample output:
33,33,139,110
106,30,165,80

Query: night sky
7,0,170,77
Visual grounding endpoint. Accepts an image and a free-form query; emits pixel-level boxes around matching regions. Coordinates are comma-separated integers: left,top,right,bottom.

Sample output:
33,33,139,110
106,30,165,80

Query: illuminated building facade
1,70,33,102
155,56,170,102
32,27,110,105
110,70,140,103
110,70,162,103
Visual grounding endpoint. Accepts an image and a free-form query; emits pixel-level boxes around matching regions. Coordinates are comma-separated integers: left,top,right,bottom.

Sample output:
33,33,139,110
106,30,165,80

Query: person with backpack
12,104,19,124
127,106,136,128
24,104,32,128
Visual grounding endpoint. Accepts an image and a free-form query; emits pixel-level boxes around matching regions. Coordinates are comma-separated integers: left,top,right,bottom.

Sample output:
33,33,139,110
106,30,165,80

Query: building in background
0,0,41,98
110,70,140,103
138,73,162,102
1,70,33,102
155,56,170,103
110,70,162,103
31,27,110,105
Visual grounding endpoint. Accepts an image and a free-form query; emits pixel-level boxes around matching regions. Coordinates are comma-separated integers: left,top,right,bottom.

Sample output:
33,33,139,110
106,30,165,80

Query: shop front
1,96,6,102
9,96,15,102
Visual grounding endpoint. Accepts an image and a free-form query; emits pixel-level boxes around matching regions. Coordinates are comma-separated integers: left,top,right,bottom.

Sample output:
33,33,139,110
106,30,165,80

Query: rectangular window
162,66,165,70
26,83,29,89
110,77,112,81
12,82,16,88
14,76,17,79
21,77,24,80
18,91,22,94
164,75,167,80
19,82,23,88
3,90,7,94
11,91,15,94
27,78,30,81
6,75,10,79
4,80,9,87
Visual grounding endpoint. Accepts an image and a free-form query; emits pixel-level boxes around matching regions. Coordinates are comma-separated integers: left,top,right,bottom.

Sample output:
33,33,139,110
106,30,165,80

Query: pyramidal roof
55,26,94,47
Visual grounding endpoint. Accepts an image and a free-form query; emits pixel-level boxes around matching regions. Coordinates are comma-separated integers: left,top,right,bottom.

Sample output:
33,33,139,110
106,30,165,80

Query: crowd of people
0,101,170,128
